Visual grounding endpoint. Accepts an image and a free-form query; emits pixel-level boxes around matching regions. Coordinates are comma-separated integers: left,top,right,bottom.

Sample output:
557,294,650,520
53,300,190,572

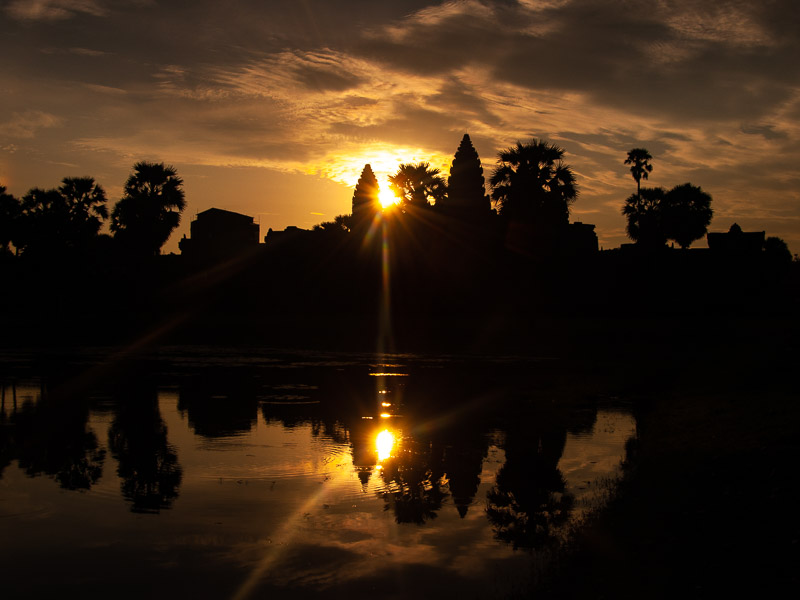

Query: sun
378,187,400,209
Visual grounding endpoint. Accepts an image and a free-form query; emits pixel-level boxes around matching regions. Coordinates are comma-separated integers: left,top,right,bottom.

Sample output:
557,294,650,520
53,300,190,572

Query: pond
0,348,636,599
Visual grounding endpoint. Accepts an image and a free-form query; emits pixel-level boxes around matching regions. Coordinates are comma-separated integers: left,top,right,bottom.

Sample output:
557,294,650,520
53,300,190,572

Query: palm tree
16,188,71,256
389,162,447,210
58,177,108,237
110,162,185,256
624,148,653,200
489,139,577,225
621,186,667,247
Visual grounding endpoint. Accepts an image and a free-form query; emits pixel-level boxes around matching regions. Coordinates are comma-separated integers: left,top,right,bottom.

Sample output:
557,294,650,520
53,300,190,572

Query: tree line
620,148,791,259
319,135,739,257
0,162,186,259
1,136,791,262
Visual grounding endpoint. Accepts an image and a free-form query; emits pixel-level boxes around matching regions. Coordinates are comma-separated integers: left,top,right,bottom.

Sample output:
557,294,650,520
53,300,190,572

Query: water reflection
375,429,395,460
0,381,105,490
377,430,449,524
178,368,259,438
0,352,636,598
486,416,573,550
108,377,182,513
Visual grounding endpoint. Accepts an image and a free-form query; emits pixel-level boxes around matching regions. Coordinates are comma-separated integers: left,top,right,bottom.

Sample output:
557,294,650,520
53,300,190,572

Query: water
0,348,635,599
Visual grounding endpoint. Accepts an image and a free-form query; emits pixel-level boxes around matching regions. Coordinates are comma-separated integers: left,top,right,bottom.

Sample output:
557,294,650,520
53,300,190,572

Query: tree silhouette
110,161,185,256
764,236,792,265
58,176,108,238
16,188,72,256
622,186,667,247
0,186,20,255
442,133,490,218
314,214,352,234
2,178,107,257
389,162,447,210
490,139,577,224
663,183,713,249
624,148,653,200
490,139,577,257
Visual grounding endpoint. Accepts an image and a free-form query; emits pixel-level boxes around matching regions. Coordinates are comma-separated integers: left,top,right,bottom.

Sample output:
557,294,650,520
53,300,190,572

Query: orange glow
379,413,391,418
376,429,395,461
381,402,392,407
378,186,400,209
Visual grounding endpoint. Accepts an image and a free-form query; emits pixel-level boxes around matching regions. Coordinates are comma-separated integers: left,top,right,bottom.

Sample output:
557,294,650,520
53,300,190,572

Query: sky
2,0,799,253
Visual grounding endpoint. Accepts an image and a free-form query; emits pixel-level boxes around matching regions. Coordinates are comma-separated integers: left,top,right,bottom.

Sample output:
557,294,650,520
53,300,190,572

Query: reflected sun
375,429,395,461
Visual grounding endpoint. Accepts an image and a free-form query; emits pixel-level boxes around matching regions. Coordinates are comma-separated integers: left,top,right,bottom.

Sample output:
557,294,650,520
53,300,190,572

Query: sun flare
378,186,400,209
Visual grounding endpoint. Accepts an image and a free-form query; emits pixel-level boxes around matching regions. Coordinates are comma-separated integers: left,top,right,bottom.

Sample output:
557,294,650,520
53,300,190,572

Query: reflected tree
3,386,105,490
108,383,182,513
486,420,573,550
378,437,447,524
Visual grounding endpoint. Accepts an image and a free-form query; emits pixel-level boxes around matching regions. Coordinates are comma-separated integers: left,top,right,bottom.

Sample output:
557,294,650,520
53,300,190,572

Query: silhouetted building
264,225,312,244
351,164,380,231
707,223,765,256
443,133,492,219
561,222,599,256
179,208,259,260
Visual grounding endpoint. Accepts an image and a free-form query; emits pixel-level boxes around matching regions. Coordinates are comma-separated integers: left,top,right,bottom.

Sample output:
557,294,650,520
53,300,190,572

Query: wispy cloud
5,0,109,21
2,0,799,250
0,110,62,138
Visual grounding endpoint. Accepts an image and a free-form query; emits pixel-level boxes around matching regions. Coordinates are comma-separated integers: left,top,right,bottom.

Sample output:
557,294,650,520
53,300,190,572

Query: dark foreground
1,303,798,598
536,317,799,598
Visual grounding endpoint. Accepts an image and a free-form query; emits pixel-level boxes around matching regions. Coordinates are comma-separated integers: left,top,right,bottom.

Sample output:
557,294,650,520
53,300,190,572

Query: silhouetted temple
179,208,259,260
707,223,765,256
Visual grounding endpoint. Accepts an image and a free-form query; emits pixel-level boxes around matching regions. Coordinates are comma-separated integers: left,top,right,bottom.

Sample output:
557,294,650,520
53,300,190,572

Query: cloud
0,111,62,138
2,0,799,251
740,123,789,141
348,0,800,123
5,0,109,20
